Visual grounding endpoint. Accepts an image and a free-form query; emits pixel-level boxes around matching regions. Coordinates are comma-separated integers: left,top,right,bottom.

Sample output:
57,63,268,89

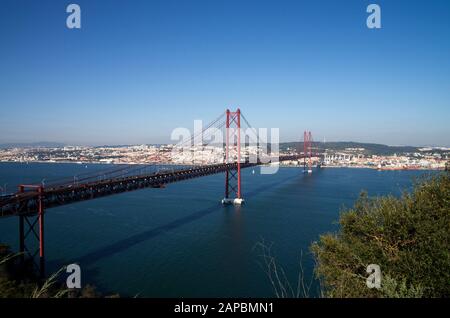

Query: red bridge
0,109,321,277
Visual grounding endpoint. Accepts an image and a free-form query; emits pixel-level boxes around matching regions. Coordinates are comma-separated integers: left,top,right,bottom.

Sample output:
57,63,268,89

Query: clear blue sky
0,0,449,146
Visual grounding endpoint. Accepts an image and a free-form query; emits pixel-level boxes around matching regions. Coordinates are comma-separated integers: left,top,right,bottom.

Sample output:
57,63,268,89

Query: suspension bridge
0,108,321,277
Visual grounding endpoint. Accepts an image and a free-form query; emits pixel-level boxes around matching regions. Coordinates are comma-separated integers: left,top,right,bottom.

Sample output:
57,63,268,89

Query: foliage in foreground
311,173,449,298
0,244,118,298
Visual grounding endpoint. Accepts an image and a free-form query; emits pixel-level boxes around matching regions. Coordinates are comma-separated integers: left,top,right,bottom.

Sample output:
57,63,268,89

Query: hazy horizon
0,139,447,149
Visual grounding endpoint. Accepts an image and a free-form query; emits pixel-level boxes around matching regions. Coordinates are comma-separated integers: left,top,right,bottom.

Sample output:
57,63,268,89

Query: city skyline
1,0,450,146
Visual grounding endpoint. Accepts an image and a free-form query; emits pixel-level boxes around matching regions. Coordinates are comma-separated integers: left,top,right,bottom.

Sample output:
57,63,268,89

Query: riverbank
279,164,445,171
1,160,445,171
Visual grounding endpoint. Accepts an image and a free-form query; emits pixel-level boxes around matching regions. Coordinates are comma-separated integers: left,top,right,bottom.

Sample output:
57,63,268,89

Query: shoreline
280,164,444,171
0,160,445,171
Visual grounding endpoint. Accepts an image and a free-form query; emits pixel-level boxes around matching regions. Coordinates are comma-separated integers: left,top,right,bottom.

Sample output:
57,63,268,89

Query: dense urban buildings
0,143,447,170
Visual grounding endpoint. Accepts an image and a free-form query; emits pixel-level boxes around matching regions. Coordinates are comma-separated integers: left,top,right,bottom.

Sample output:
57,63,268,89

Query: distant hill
280,141,420,155
0,142,66,149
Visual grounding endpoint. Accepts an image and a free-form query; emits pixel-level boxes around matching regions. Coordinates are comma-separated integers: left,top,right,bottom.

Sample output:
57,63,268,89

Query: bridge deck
0,155,310,217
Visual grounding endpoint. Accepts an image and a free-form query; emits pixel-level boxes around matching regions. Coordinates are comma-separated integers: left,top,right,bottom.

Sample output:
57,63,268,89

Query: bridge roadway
0,155,305,217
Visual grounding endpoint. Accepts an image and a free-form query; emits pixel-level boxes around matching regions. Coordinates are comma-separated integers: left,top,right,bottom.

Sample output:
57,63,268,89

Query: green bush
0,246,117,298
311,173,450,298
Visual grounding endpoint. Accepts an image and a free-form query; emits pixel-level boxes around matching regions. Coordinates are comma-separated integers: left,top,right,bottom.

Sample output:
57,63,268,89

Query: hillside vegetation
281,141,420,155
311,173,450,297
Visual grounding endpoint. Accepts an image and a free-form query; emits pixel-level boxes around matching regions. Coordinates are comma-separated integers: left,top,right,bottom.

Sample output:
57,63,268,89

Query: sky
0,0,449,146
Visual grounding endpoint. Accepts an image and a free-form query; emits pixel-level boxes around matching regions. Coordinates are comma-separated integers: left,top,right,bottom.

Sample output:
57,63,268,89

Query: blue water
0,162,434,297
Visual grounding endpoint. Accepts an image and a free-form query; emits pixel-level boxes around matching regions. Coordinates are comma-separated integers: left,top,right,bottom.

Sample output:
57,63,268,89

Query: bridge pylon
18,184,45,278
303,131,313,174
222,108,244,205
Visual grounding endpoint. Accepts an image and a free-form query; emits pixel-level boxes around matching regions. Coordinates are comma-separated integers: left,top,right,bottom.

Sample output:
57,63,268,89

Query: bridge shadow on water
45,172,303,295
67,172,300,269
77,203,223,266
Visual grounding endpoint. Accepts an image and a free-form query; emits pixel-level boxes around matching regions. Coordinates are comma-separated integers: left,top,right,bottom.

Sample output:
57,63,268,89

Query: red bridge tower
303,131,313,174
222,108,244,205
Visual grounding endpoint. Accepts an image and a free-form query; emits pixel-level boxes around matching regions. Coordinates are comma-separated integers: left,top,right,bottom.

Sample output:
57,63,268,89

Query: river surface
0,162,434,297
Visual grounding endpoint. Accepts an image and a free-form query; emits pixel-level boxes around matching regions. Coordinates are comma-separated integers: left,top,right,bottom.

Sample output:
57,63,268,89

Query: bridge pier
221,198,244,205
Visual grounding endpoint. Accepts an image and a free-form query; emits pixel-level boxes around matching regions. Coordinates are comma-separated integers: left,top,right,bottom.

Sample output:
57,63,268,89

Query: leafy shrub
311,173,450,298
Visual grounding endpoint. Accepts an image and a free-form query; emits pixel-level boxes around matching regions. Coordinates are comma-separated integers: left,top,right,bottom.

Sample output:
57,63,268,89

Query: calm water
0,162,434,297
